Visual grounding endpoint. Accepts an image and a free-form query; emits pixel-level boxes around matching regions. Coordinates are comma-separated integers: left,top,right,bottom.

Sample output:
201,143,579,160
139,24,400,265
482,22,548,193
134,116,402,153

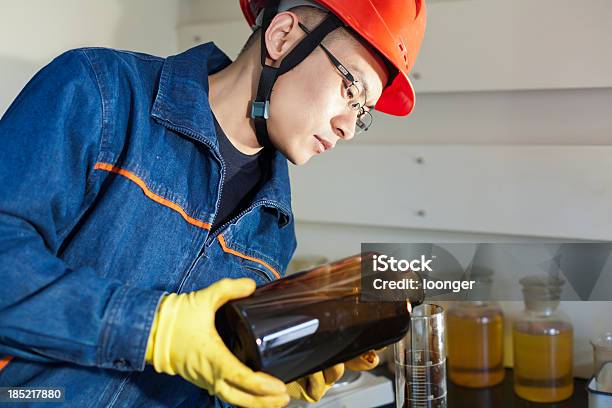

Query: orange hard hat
240,0,427,116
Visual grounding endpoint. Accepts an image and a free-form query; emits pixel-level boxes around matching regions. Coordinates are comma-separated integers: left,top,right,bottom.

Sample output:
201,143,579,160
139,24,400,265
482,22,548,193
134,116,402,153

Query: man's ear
263,12,303,65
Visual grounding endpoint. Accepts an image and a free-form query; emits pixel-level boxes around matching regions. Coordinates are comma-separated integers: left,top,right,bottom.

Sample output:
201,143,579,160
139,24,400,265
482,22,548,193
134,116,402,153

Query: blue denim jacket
0,43,297,407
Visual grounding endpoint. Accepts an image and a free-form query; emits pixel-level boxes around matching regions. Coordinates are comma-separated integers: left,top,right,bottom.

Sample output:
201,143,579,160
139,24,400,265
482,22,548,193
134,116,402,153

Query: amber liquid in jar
447,303,505,387
513,321,573,402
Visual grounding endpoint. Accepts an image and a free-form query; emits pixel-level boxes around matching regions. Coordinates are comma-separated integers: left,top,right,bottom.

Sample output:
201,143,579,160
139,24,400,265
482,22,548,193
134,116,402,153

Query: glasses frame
297,22,373,133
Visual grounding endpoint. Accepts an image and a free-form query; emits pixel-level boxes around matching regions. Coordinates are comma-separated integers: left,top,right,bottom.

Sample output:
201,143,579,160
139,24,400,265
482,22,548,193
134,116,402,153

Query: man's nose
331,111,357,141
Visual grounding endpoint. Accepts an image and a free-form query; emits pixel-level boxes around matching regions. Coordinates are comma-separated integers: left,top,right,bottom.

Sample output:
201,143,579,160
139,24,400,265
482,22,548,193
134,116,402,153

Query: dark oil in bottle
216,254,424,383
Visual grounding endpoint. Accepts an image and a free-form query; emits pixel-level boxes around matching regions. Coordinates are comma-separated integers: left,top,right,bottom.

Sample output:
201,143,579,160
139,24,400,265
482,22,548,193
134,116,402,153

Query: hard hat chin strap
251,0,343,149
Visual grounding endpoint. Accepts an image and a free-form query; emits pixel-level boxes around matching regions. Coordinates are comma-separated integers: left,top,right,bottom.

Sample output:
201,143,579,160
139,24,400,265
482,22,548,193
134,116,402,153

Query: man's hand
287,350,381,402
145,278,289,408
345,349,380,371
286,363,345,403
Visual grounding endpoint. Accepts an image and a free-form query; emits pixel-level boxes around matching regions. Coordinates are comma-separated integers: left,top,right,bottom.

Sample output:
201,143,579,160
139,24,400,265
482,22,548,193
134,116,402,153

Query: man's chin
290,154,313,166
281,148,312,166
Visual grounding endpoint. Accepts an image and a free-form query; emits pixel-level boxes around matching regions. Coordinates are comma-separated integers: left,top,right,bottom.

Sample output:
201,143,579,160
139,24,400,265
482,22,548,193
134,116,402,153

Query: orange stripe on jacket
218,234,281,280
0,356,13,371
94,162,211,230
94,162,281,280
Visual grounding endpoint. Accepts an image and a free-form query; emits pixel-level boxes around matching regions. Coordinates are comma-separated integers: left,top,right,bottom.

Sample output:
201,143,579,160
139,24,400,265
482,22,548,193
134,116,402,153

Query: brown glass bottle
216,254,424,383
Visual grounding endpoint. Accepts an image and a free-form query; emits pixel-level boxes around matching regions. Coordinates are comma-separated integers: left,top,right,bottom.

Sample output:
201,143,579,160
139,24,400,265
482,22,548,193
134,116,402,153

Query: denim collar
151,43,292,226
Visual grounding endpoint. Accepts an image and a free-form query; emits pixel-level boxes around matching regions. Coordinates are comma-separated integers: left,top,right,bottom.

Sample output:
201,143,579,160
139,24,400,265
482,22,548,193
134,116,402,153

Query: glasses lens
356,110,373,133
347,82,366,111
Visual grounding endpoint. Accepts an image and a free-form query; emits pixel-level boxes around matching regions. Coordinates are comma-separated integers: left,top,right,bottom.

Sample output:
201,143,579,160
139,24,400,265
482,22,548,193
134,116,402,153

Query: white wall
290,145,612,241
178,0,241,24
364,88,612,145
0,0,180,115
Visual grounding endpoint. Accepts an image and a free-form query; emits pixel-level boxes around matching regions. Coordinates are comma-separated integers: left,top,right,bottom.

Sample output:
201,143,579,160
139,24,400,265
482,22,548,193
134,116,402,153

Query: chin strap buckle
250,100,270,120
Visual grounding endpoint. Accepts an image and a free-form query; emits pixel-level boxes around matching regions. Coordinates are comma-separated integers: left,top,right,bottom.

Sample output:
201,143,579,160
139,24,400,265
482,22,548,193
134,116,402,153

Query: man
0,0,426,406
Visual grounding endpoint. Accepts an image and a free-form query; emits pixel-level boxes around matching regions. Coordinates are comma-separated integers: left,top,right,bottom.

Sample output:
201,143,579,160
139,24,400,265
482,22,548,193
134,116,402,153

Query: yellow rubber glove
345,349,380,371
145,278,289,408
286,363,345,403
286,350,380,402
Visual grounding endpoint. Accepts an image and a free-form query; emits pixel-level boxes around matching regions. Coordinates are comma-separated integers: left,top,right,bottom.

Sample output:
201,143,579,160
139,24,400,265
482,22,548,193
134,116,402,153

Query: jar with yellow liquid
513,276,573,403
447,301,505,388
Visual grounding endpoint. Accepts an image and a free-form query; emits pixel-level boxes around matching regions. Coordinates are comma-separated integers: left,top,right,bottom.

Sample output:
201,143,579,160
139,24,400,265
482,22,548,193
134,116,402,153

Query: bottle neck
521,277,564,315
524,299,560,315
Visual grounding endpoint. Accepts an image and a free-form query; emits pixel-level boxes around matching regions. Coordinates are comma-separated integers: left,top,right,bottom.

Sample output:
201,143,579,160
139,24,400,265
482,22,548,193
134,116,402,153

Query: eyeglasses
298,22,373,134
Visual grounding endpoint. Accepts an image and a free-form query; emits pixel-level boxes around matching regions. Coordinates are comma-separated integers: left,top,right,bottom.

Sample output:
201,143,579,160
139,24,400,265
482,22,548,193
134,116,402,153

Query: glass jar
513,276,573,402
591,332,612,392
447,301,505,387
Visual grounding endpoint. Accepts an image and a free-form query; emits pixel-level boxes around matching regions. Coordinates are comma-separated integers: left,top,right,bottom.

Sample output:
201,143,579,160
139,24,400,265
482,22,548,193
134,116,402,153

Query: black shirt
211,115,268,232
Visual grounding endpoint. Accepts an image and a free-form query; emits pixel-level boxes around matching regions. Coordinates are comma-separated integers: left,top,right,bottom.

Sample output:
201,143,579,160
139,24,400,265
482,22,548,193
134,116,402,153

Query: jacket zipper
204,199,287,282
161,122,225,293
205,199,286,246
161,122,288,289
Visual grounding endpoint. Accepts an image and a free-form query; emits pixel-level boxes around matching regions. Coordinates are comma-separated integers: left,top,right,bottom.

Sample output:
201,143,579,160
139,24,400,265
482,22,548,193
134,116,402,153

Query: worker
0,0,426,406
